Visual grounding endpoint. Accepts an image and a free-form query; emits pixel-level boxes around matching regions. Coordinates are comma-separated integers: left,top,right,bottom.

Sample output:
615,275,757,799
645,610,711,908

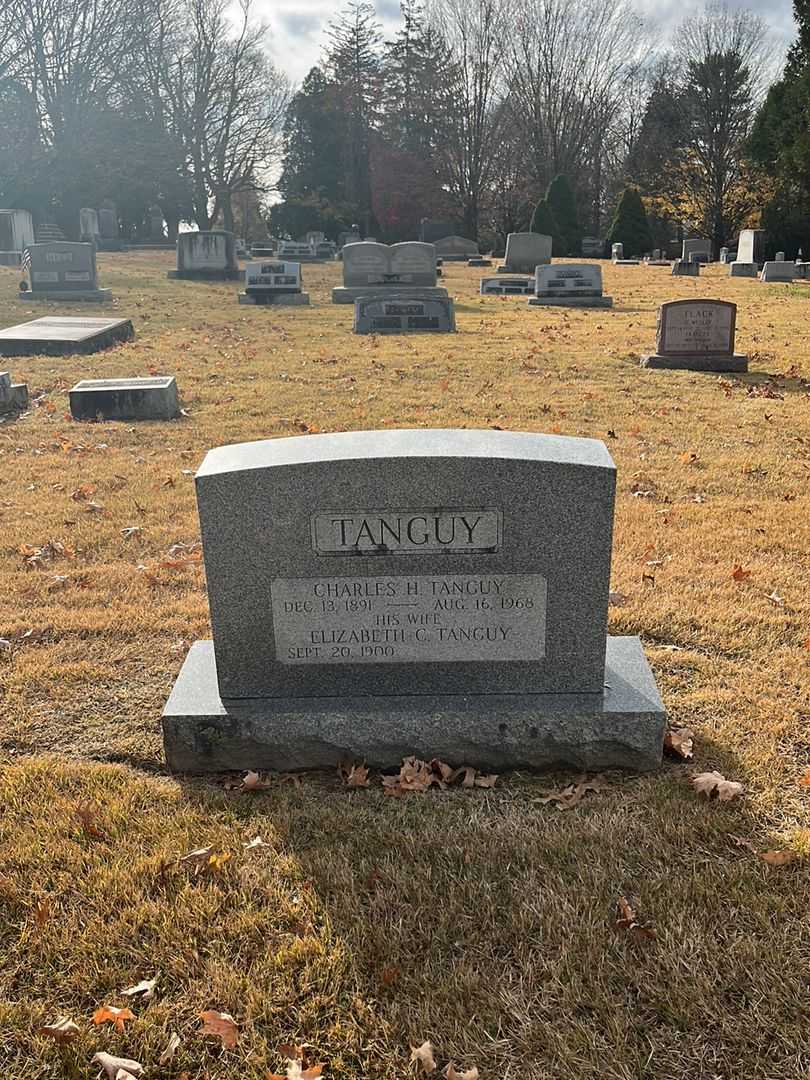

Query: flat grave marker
354,295,455,334
163,428,666,774
0,316,134,356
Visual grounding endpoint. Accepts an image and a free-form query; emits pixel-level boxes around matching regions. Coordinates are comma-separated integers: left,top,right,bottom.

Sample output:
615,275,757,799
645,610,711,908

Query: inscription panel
311,507,501,554
271,573,547,664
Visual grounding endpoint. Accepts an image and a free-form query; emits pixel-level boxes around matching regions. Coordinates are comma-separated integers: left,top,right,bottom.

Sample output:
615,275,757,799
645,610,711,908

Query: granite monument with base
737,229,765,267
0,316,134,356
354,295,455,334
528,264,613,308
641,300,747,372
69,376,179,421
162,429,667,773
168,231,241,280
760,261,795,282
332,242,447,305
20,242,112,301
497,233,552,274
729,262,757,278
672,259,699,277
239,260,310,306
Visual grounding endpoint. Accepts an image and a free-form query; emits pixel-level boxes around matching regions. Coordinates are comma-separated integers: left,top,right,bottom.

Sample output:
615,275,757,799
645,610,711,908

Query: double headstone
353,295,455,334
498,233,552,274
168,231,240,280
0,210,35,266
69,376,179,421
332,242,447,304
434,235,479,262
641,300,747,372
162,428,666,773
0,370,29,414
239,260,310,306
20,242,112,301
528,264,613,308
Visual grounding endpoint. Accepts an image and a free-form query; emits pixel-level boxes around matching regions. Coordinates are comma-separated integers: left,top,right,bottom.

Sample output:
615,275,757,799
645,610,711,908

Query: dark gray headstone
760,261,794,282
22,241,111,301
0,369,29,413
671,260,699,276
162,429,666,773
641,299,747,372
354,295,455,333
168,231,240,280
69,376,178,420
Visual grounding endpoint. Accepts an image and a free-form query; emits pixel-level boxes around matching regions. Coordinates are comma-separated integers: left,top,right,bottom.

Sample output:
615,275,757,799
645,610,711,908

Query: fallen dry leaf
75,801,106,840
339,762,371,788
446,1066,479,1080
799,768,810,788
244,835,271,851
93,1006,135,1033
663,727,694,760
121,978,156,1000
39,1017,80,1042
692,771,745,801
731,565,751,581
536,774,606,810
410,1041,437,1073
615,895,657,942
241,769,272,791
91,1052,144,1079
159,1031,181,1065
760,850,798,867
70,484,96,501
199,1009,238,1048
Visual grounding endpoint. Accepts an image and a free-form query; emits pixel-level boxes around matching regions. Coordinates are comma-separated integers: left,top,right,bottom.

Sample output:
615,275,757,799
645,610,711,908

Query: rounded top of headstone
196,429,616,480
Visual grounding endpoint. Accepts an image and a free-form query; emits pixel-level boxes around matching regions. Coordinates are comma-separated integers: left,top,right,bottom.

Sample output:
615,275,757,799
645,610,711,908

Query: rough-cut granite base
528,296,614,308
641,353,748,372
331,285,448,304
18,289,113,302
162,636,666,773
238,292,310,305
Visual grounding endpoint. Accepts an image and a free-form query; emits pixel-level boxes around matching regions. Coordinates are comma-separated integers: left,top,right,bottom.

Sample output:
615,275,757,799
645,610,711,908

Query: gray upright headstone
79,208,100,243
760,261,795,282
21,241,112,301
682,238,711,263
239,260,310,306
354,295,455,333
499,233,552,274
162,429,667,774
671,260,699,277
0,369,29,414
737,229,765,267
641,299,747,372
0,210,35,265
168,231,240,280
434,235,479,261
529,264,613,308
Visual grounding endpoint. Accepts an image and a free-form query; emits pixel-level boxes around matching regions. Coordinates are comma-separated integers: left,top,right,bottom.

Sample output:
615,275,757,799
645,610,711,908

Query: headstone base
18,289,113,302
528,295,613,308
467,257,492,266
612,259,640,266
480,277,534,295
331,285,448,305
640,353,748,373
672,261,699,276
167,269,242,280
645,260,671,267
162,636,666,774
0,316,134,356
69,376,179,420
238,292,310,306
496,264,541,274
729,262,757,278
96,240,128,252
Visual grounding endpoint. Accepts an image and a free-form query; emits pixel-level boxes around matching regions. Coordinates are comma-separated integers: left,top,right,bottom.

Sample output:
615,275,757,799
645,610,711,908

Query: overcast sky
255,0,795,84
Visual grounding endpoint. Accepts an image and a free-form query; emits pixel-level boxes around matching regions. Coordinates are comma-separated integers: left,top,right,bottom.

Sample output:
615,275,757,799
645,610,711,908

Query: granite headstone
21,242,112,301
354,295,455,334
70,376,179,420
641,299,747,372
168,231,240,280
239,260,310,306
333,242,447,304
499,233,552,274
529,264,613,308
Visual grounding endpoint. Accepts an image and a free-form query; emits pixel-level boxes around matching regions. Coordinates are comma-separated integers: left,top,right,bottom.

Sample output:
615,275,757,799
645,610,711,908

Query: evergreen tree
529,199,562,254
279,67,345,204
545,174,580,255
607,187,652,256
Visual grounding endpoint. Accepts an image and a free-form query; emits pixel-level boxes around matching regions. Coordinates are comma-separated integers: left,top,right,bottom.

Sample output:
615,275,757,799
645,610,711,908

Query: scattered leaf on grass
731,565,751,581
338,762,371,787
692,771,744,801
447,1066,479,1080
410,1041,437,1073
159,1032,181,1065
799,768,810,788
664,727,694,760
241,769,272,791
179,844,214,867
244,835,271,851
91,1053,144,1079
121,978,156,1000
92,1006,135,1033
39,1017,80,1042
615,895,657,942
75,801,106,840
199,1009,238,1048
70,484,96,501
760,850,799,867
536,774,606,810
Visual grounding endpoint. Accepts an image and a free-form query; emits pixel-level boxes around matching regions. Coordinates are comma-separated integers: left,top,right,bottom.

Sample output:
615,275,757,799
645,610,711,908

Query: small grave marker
70,376,179,421
354,295,455,334
529,264,613,308
641,299,747,372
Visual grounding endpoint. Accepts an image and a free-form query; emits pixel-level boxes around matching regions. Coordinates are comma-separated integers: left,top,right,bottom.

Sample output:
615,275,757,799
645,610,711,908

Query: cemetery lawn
1,253,809,1079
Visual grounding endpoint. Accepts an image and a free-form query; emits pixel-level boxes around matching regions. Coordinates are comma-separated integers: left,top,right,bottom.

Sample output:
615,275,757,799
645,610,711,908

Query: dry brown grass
0,253,809,1078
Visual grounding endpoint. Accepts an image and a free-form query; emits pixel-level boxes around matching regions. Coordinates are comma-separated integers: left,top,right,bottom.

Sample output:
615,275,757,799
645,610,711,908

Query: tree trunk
221,193,235,233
